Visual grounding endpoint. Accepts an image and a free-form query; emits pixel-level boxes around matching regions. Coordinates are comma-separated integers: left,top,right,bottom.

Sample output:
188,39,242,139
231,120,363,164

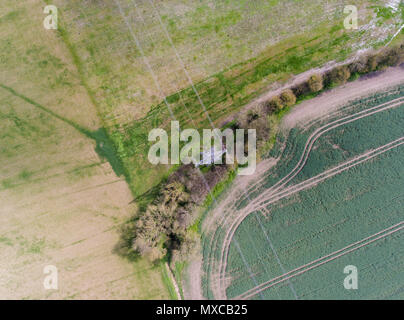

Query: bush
125,180,193,262
238,103,267,128
377,47,404,68
127,162,230,262
246,103,266,122
326,65,351,86
280,89,296,107
161,182,189,208
292,82,310,98
348,55,371,74
307,74,323,92
366,55,378,72
265,96,284,112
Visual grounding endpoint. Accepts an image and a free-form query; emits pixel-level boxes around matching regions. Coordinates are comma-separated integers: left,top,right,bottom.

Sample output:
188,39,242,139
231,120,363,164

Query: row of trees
266,44,404,113
116,163,229,264
118,43,404,264
236,44,404,149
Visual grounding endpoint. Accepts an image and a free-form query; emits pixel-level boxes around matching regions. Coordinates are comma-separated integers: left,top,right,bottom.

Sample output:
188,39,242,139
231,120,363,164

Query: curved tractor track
217,93,404,214
234,221,404,300
205,96,404,299
220,136,404,299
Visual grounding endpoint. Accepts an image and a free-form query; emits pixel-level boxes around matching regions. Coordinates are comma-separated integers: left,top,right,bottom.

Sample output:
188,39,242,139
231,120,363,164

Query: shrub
247,114,270,148
348,55,371,74
126,180,193,262
377,47,403,68
161,182,189,207
292,81,310,97
280,89,296,107
307,74,323,92
366,55,378,72
326,65,351,86
265,96,284,111
247,103,266,122
238,103,266,128
168,164,208,204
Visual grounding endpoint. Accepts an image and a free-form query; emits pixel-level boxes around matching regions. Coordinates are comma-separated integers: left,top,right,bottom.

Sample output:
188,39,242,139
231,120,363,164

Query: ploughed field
202,85,404,299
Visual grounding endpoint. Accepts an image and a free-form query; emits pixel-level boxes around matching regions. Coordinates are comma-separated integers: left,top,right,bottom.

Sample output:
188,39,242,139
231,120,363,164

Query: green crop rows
202,85,404,299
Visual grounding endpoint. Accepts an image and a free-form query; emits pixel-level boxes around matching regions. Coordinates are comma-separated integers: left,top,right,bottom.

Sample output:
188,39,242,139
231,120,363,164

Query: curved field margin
218,99,404,298
201,85,404,299
221,135,404,298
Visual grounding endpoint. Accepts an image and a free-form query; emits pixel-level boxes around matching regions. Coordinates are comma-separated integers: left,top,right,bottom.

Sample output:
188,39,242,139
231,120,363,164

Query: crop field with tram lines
201,84,404,299
1,0,403,300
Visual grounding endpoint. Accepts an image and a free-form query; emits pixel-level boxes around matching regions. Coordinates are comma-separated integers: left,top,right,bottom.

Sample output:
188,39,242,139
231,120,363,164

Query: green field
202,85,404,299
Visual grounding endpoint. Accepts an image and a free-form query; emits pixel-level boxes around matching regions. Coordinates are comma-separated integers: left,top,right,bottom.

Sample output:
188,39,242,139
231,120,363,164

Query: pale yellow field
0,0,168,299
1,0,400,299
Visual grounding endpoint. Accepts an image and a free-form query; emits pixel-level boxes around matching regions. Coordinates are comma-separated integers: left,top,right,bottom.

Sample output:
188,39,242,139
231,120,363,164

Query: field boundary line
165,263,182,300
221,136,404,298
221,135,404,292
232,96,404,206
114,0,261,297
217,99,404,298
249,97,404,206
